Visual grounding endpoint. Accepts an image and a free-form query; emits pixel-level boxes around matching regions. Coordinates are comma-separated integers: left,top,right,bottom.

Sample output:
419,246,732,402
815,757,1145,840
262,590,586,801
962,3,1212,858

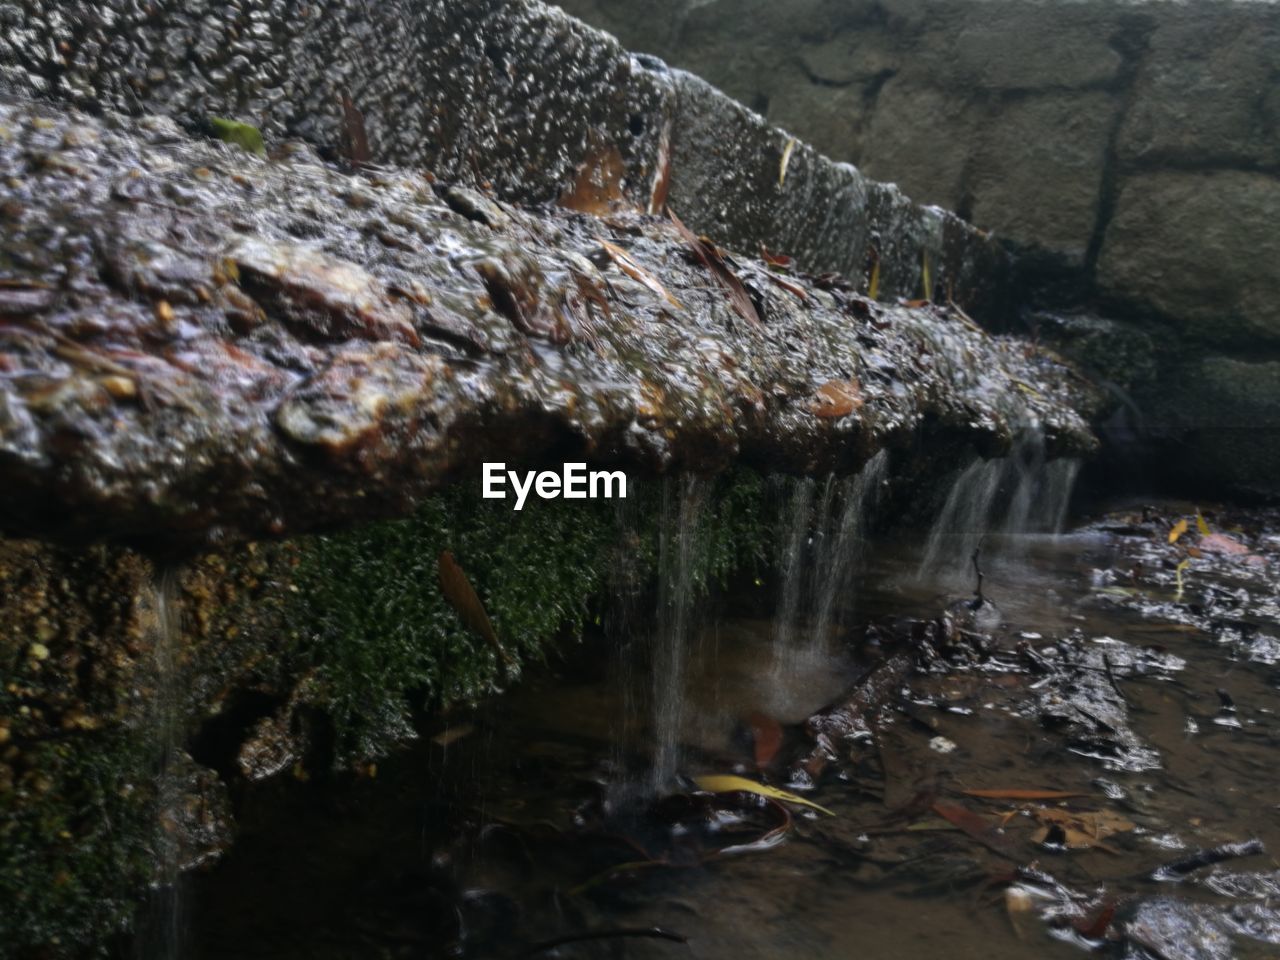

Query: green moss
207,117,265,156
292,470,770,758
0,726,154,957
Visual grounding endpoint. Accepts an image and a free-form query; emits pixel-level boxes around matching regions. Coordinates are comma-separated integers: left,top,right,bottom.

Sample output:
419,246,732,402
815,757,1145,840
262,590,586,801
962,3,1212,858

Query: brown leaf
745,710,783,768
597,239,684,311
1198,532,1250,556
764,272,808,302
338,92,370,169
438,550,515,668
760,246,793,269
560,138,628,216
809,379,864,418
1074,900,1116,939
647,122,672,215
668,209,761,327
931,802,1018,859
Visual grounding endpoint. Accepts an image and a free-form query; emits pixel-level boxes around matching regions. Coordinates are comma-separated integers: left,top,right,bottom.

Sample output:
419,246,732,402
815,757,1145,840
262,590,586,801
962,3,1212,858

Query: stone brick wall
558,0,1280,499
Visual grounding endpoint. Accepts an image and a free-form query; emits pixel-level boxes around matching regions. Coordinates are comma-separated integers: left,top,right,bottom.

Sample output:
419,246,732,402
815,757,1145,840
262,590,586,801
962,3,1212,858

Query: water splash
810,450,888,650
650,475,708,792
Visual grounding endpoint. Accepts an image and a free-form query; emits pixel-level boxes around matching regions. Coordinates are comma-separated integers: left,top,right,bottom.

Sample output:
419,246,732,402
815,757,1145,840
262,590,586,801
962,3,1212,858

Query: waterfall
918,427,1082,587
810,451,889,651
769,454,889,675
137,567,185,960
997,429,1048,557
916,458,1005,586
1036,457,1081,533
771,476,815,659
650,475,707,792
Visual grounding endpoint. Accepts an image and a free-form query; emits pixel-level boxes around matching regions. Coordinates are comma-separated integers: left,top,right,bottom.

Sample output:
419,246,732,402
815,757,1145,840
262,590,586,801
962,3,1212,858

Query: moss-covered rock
0,470,771,957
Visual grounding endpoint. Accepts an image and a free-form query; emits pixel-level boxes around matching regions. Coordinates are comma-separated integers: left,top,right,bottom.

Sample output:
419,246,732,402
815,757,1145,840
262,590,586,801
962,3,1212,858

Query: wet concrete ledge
0,96,1095,548
0,0,1015,322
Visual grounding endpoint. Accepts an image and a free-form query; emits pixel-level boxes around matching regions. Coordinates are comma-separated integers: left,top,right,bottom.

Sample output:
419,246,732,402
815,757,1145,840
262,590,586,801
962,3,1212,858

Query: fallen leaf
779,136,797,186
1168,518,1189,544
338,93,370,168
695,774,834,816
764,272,808,301
745,711,783,767
962,789,1087,801
931,802,1018,858
431,723,475,747
597,238,684,310
867,256,881,301
920,250,932,302
809,379,863,418
1198,532,1250,556
1029,806,1133,853
1195,511,1211,537
438,550,515,668
560,137,628,215
668,209,761,327
1074,900,1117,939
760,246,793,269
209,116,265,156
648,121,672,215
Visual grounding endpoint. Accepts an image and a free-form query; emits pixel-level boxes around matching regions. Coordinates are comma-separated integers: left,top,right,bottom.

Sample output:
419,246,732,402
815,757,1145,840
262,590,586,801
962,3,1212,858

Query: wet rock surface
0,97,1094,546
0,0,1013,319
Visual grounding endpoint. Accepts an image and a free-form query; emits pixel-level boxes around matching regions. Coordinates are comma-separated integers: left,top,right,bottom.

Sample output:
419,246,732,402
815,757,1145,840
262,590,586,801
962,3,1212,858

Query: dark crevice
1082,14,1158,281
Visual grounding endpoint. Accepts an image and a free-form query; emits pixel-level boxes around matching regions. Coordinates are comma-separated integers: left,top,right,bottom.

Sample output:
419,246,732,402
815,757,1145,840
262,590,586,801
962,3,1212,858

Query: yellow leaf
921,250,932,301
695,774,835,816
1195,511,1211,536
779,136,797,186
1168,518,1189,544
868,258,881,301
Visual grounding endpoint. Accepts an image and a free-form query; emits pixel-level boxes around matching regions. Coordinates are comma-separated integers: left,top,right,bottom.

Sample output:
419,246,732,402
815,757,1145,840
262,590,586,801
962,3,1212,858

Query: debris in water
1150,839,1266,881
694,774,835,816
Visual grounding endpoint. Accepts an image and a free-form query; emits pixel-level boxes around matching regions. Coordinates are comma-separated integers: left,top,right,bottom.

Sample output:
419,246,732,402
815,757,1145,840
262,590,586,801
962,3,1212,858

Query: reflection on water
181,506,1280,960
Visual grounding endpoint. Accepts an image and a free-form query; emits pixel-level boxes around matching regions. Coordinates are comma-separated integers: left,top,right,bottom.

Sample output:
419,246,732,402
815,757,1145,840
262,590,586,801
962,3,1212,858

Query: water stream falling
137,567,185,960
769,453,889,677
771,476,815,660
650,475,708,792
917,428,1082,587
916,457,1005,586
810,450,888,651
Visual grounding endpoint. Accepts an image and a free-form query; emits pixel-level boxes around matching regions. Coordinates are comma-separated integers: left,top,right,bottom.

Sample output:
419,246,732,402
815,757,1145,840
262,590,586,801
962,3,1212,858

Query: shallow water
179,507,1280,960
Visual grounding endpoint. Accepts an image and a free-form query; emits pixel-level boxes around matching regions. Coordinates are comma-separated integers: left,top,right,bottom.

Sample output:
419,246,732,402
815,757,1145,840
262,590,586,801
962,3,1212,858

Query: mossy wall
0,470,771,957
